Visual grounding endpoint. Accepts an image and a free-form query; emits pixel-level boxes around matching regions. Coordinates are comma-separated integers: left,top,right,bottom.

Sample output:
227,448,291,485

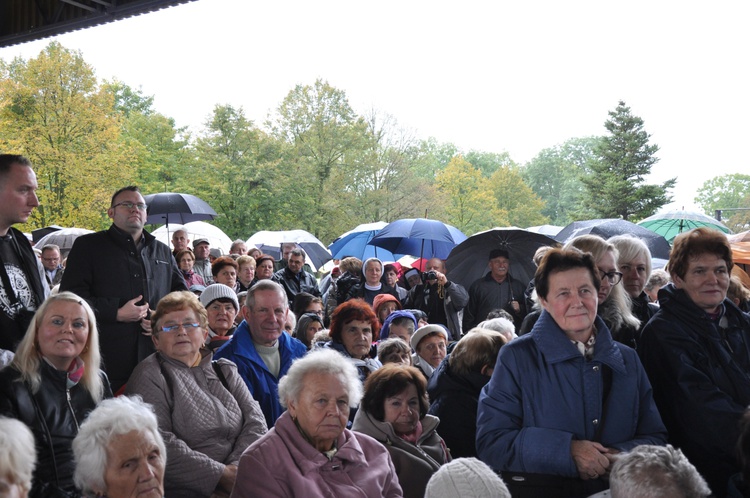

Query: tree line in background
1,42,748,243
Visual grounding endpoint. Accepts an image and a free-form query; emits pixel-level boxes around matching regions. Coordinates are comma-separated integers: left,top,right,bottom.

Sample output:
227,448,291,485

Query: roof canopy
0,0,196,48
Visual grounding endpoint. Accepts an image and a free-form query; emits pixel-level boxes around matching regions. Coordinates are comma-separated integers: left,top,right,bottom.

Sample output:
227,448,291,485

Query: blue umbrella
328,222,403,261
369,218,468,260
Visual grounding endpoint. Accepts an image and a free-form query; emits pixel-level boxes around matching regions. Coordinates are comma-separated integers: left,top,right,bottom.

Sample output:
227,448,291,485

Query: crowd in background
2,154,750,498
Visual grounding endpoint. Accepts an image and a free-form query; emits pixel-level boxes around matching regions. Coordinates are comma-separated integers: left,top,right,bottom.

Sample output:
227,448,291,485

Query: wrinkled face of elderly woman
101,430,164,498
341,320,372,359
37,300,90,371
288,372,350,452
152,307,207,366
383,382,420,435
540,267,598,342
416,333,447,368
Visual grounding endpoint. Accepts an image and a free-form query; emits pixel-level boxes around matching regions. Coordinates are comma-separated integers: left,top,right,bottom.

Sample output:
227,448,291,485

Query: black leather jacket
0,361,112,496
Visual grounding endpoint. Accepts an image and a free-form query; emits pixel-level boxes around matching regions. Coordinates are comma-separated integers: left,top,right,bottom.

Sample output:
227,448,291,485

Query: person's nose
137,460,157,481
29,192,40,207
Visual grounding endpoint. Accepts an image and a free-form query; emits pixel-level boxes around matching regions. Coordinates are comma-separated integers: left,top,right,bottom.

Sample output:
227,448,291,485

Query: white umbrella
35,228,95,258
151,221,233,255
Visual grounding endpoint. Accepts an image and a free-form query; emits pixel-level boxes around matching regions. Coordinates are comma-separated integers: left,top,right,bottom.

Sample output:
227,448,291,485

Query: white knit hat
410,324,449,351
199,283,239,311
425,458,510,498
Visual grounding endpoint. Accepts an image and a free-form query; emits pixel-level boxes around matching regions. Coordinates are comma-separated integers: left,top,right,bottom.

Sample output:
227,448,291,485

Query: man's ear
106,207,115,221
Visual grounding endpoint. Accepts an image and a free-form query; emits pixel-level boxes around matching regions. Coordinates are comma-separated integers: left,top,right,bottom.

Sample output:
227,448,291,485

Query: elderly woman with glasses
125,291,267,497
476,248,666,498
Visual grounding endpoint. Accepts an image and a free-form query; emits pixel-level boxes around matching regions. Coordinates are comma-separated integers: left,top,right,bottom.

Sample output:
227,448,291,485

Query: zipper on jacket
66,388,80,431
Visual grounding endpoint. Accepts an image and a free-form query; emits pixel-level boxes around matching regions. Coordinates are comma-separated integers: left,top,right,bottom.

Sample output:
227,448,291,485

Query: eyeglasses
599,270,623,285
307,310,324,317
160,322,201,333
112,201,148,211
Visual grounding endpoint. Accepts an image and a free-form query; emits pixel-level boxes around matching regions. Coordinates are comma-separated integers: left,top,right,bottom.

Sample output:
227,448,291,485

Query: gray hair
278,349,363,409
73,396,166,497
476,317,517,342
289,247,306,260
645,269,670,292
609,445,710,498
41,244,61,254
609,235,653,278
0,416,36,494
246,280,288,310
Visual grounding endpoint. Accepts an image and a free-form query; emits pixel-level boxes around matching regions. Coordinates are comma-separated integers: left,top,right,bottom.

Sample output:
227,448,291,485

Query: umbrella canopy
151,221,233,255
144,192,218,226
446,227,558,292
369,218,467,260
247,230,332,269
638,209,730,243
35,227,95,258
554,219,672,260
328,222,403,261
526,224,564,237
728,231,750,243
731,242,750,265
32,225,64,243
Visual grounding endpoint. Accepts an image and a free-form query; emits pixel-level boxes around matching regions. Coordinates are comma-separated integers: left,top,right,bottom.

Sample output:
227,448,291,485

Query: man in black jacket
61,186,186,391
273,248,320,307
0,154,49,352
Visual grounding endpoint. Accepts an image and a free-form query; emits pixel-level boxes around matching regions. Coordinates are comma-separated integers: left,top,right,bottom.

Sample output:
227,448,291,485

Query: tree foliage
488,165,548,228
695,173,750,232
523,137,600,225
0,42,135,230
580,101,675,221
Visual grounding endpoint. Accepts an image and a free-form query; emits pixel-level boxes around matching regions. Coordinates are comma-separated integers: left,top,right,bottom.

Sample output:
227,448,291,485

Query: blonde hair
12,292,105,402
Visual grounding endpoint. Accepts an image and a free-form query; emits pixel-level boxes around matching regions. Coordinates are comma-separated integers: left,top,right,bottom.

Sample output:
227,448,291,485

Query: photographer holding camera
404,258,468,340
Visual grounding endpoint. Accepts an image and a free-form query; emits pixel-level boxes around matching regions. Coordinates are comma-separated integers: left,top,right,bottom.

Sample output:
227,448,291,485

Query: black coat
427,357,489,458
60,225,187,390
0,362,112,496
639,284,750,497
272,267,321,307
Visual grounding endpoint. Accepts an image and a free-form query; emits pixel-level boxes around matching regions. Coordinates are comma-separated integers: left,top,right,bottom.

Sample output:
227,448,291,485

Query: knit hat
199,284,239,311
410,324,449,351
425,458,510,498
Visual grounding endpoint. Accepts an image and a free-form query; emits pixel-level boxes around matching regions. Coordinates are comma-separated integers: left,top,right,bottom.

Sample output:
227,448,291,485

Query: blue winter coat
476,311,666,476
214,322,307,428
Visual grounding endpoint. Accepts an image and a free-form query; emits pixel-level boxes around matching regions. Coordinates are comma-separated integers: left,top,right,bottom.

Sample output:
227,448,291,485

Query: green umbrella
638,209,731,243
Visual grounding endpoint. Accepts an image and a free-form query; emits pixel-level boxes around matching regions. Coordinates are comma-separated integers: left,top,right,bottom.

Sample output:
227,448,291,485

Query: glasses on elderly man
599,270,623,285
160,322,201,333
112,201,148,211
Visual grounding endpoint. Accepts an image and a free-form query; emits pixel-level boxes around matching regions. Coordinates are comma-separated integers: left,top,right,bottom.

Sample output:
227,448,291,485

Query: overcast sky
2,0,748,212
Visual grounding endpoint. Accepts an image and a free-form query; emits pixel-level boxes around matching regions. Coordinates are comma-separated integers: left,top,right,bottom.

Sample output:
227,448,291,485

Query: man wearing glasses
40,244,65,286
61,186,187,392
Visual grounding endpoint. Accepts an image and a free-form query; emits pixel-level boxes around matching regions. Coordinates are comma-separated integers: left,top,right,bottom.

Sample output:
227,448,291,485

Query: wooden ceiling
0,0,197,47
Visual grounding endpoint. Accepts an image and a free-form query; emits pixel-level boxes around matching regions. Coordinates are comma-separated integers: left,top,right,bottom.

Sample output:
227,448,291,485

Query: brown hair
175,249,194,264
668,227,733,280
361,364,429,421
211,256,239,277
151,291,208,336
329,299,380,342
535,247,600,300
450,329,506,376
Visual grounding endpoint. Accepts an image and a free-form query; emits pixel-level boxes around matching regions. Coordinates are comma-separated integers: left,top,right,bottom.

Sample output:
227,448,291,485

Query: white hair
476,317,517,342
609,445,710,498
278,349,363,409
0,417,36,494
73,396,165,497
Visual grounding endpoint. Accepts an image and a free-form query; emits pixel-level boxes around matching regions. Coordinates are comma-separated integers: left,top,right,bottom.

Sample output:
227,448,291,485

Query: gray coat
125,350,268,497
352,409,448,498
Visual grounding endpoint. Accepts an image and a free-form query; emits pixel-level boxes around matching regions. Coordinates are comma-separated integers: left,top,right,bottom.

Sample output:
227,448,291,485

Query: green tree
581,101,675,220
0,42,135,230
267,79,369,236
488,165,548,228
522,137,600,225
464,150,516,177
435,156,506,233
193,104,289,239
695,173,750,232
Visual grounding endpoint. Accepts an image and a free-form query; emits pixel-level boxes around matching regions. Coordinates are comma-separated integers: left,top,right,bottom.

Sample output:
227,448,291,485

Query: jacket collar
274,411,368,475
532,311,626,374
107,223,154,246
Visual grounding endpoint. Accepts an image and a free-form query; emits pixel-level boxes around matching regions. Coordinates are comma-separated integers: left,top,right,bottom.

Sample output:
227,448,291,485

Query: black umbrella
144,193,218,226
446,227,558,292
554,219,671,260
32,225,64,243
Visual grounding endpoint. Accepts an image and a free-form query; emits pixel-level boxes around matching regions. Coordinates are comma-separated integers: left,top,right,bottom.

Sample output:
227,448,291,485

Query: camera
422,271,438,281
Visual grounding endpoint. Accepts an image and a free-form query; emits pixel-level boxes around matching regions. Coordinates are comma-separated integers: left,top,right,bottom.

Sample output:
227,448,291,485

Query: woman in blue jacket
476,247,666,498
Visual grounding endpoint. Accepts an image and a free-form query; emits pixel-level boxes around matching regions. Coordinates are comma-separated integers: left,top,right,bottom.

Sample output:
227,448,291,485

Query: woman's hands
571,440,619,480
216,464,238,495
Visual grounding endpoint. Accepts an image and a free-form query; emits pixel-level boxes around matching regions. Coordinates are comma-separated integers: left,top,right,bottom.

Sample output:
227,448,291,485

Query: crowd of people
2,153,750,497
